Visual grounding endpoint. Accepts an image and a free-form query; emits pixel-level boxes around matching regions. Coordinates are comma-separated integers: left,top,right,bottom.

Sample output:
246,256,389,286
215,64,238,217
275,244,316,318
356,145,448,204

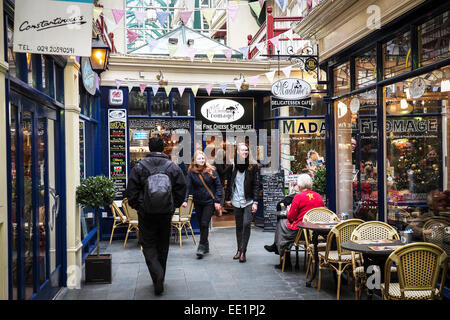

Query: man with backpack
125,137,187,295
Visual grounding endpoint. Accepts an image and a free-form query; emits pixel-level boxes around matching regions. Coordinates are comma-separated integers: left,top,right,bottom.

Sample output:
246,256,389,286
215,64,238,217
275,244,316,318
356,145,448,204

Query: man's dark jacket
225,164,260,203
125,152,187,216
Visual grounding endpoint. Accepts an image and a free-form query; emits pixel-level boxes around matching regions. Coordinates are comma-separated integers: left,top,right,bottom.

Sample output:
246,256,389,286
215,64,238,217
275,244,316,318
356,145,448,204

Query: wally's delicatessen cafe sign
270,78,312,110
13,0,93,56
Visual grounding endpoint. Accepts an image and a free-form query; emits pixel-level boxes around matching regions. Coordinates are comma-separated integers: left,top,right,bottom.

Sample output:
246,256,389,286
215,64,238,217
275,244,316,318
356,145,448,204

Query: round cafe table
297,221,340,287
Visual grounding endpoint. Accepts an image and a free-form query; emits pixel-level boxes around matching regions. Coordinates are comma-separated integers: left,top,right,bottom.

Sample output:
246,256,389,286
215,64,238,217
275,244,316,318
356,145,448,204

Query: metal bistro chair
381,242,448,300
423,218,450,257
122,198,139,249
109,201,128,245
303,207,340,279
171,195,196,248
318,219,364,300
280,205,308,272
350,221,400,299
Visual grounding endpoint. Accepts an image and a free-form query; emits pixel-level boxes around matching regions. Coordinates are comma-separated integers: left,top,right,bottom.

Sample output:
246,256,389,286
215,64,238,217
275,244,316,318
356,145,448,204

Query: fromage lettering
19,16,86,32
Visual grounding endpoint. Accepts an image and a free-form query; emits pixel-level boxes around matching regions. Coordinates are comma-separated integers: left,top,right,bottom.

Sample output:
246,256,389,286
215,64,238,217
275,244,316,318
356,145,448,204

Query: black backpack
139,159,174,215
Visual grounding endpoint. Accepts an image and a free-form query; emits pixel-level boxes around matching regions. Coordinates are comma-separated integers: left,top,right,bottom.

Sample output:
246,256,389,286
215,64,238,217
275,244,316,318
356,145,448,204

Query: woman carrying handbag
183,150,222,258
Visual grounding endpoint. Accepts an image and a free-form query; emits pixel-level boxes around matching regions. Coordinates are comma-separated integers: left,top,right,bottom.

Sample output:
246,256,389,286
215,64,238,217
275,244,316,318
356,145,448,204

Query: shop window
42,56,54,98
151,91,170,116
26,53,38,88
55,64,65,104
385,66,449,233
355,46,377,89
7,26,19,79
419,11,450,67
333,62,350,96
172,91,190,116
335,89,379,220
128,90,149,116
383,30,412,79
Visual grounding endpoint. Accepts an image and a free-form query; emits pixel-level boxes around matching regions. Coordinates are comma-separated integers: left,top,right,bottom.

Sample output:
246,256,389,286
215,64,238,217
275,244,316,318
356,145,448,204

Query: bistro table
341,239,405,298
297,221,340,287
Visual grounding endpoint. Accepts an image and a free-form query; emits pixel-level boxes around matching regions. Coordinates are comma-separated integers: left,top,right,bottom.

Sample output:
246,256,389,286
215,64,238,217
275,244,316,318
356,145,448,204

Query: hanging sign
409,78,426,99
81,57,97,95
108,109,128,200
200,99,245,123
271,78,312,100
13,0,94,56
109,89,124,106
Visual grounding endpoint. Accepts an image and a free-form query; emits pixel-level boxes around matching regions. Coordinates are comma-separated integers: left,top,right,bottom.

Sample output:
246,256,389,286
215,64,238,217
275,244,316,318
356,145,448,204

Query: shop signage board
195,97,254,131
271,78,312,110
79,120,85,179
109,89,124,106
81,57,97,95
108,109,128,200
261,171,286,231
13,0,93,56
281,119,326,135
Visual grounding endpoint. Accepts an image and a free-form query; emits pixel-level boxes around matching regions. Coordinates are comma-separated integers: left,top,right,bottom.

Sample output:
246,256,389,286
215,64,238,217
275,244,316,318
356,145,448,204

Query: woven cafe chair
350,221,400,299
122,198,140,249
317,219,364,300
381,242,448,300
109,201,128,245
280,204,307,272
171,195,196,248
422,218,449,256
302,207,340,279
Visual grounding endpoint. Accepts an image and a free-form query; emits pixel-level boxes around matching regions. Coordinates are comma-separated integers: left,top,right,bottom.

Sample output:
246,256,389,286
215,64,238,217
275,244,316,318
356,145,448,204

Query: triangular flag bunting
265,71,276,83
177,86,186,97
127,82,134,92
127,29,139,45
281,65,292,78
202,8,216,26
234,78,244,91
164,86,172,97
256,41,266,53
275,0,288,12
219,82,227,94
115,79,122,89
248,1,262,18
205,83,213,96
239,46,249,59
249,75,260,88
259,0,265,7
151,85,159,95
112,9,125,24
134,10,147,27
284,28,293,41
227,5,239,21
223,49,232,61
168,43,178,57
187,48,197,62
104,17,119,32
191,85,199,97
156,11,170,26
147,36,157,52
269,36,280,50
206,50,215,63
139,83,147,94
93,7,103,21
180,11,193,25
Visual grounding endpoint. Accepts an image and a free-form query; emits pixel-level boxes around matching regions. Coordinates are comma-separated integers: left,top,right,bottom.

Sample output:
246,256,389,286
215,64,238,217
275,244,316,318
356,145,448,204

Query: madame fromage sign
271,78,312,110
201,99,245,123
13,0,93,57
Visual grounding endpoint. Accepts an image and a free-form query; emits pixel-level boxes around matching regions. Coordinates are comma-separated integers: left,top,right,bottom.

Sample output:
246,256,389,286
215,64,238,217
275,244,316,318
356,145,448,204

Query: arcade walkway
56,227,358,300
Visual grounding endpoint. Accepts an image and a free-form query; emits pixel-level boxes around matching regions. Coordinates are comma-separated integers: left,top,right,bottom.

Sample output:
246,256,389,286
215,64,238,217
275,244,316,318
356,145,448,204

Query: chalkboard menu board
108,109,128,200
261,171,285,231
79,120,85,179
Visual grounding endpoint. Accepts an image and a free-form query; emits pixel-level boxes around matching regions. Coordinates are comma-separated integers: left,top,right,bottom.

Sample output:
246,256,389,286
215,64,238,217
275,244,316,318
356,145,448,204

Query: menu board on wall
108,109,128,200
261,171,286,232
79,120,86,179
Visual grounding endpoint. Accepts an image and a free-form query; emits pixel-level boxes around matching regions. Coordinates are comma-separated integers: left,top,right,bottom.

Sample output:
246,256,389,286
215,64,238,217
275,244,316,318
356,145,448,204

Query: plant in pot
76,175,116,283
312,166,326,203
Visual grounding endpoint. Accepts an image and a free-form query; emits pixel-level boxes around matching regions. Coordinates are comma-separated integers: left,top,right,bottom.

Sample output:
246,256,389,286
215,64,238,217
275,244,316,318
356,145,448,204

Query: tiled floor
56,226,361,300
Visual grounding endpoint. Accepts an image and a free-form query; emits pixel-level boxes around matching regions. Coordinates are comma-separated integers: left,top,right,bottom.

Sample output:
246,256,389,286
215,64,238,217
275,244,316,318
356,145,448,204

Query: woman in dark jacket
213,148,233,216
183,150,222,258
225,143,260,263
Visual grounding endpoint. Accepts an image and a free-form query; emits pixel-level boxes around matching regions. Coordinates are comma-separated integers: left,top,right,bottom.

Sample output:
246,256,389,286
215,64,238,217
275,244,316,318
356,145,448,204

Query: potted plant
76,175,116,283
312,166,327,203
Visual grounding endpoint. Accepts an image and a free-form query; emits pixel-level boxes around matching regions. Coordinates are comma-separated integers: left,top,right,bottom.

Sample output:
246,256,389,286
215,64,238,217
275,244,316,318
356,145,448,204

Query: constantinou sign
13,0,93,57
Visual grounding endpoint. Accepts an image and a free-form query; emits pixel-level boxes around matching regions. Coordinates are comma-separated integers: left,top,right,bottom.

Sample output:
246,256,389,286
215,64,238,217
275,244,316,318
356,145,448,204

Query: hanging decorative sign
271,78,312,100
109,89,124,106
13,0,94,56
200,99,245,123
409,78,426,99
350,98,360,113
271,96,312,110
81,57,97,95
108,109,128,200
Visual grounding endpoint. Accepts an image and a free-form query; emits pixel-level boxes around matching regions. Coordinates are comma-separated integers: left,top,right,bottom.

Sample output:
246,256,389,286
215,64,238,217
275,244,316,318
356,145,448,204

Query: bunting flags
275,0,288,12
234,78,244,91
239,46,249,59
255,41,266,54
180,10,193,25
248,1,262,18
178,86,186,97
220,82,228,94
164,86,172,97
187,48,197,62
249,75,260,88
139,83,147,94
157,11,170,26
151,85,160,95
104,17,119,32
127,29,139,45
202,8,216,26
265,71,276,83
269,35,280,50
93,7,103,21
206,50,215,63
259,0,265,7
191,85,199,96
223,49,232,61
134,10,147,27
168,43,178,57
205,83,213,96
112,9,125,24
147,36,158,52
127,82,134,92
281,65,292,78
115,79,122,89
227,5,239,21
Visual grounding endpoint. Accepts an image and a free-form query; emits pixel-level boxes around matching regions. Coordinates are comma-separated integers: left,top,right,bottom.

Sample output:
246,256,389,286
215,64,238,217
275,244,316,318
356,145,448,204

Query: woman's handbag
198,173,221,216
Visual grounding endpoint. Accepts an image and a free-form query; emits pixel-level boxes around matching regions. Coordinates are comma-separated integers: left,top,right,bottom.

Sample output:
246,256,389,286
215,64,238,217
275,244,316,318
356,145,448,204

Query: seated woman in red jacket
264,173,324,270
